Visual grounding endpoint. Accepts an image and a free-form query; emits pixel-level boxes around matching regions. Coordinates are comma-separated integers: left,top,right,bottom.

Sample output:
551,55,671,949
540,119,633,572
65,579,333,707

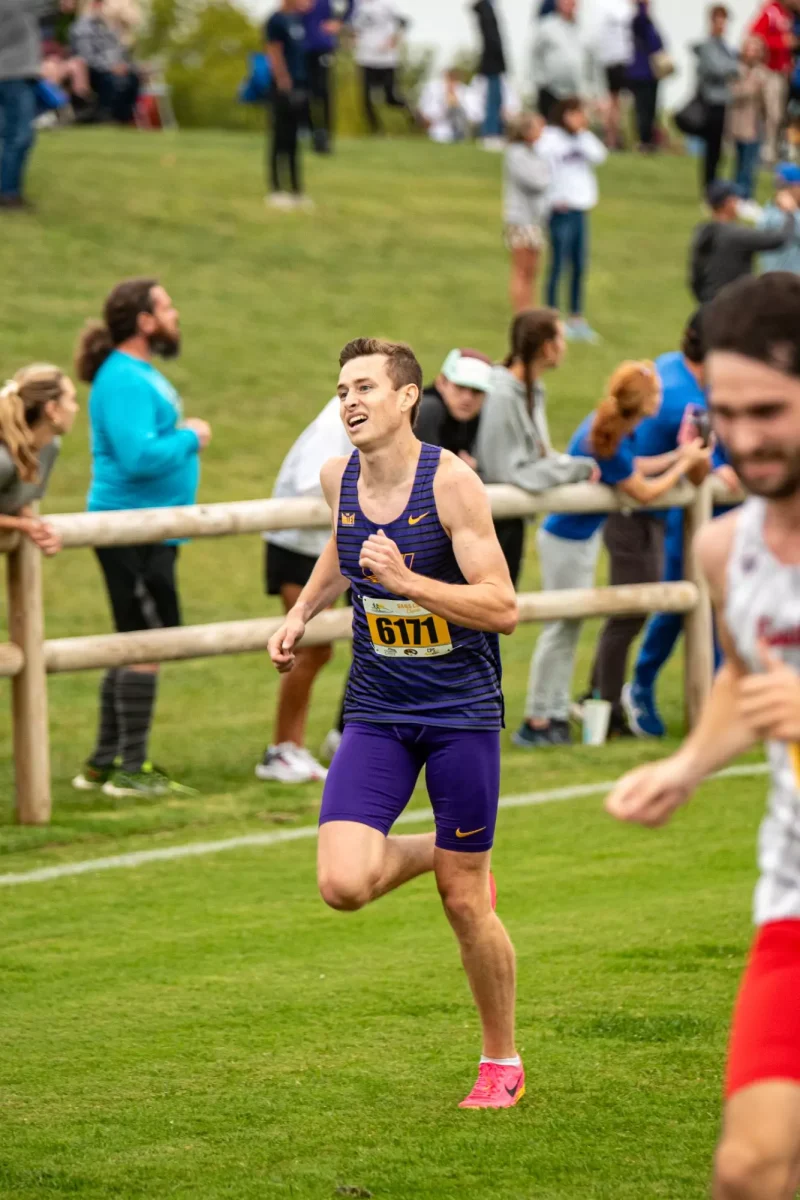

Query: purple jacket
626,3,664,83
303,0,352,54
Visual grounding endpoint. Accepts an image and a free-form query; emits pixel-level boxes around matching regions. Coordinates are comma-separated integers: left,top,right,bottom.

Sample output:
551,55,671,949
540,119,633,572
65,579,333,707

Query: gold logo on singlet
340,512,356,526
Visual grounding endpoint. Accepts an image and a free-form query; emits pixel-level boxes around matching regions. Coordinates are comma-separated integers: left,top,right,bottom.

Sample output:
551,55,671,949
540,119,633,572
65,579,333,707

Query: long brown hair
590,361,661,458
75,277,157,383
0,364,66,483
504,308,561,416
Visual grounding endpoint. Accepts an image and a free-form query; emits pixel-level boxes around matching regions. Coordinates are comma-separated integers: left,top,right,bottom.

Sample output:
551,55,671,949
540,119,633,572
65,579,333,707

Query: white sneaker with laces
256,743,315,783
293,746,328,781
320,729,342,762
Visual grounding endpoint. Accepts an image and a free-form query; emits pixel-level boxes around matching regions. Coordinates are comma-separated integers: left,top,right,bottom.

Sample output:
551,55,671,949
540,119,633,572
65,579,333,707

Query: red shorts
726,919,800,1099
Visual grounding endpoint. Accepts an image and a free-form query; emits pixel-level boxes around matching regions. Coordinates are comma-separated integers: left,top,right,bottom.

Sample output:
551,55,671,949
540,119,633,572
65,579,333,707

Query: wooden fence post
7,533,51,824
683,479,715,730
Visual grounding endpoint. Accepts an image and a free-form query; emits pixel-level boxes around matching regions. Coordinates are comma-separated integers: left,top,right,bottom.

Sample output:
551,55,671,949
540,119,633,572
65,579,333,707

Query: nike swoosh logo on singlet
408,512,429,526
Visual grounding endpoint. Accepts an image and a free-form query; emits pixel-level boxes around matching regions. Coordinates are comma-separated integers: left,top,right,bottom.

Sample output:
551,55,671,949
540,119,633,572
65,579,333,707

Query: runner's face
708,351,800,499
337,355,417,449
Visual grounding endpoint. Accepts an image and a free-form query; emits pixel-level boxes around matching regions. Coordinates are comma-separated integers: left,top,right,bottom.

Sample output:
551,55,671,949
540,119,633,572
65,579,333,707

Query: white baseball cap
440,349,493,393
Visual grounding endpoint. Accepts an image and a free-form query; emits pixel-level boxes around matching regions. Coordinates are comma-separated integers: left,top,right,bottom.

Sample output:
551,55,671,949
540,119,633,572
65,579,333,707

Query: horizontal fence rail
1,479,733,824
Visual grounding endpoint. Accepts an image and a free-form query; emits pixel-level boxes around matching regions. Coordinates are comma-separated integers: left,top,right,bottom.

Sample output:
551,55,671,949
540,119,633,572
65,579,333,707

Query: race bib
363,596,453,658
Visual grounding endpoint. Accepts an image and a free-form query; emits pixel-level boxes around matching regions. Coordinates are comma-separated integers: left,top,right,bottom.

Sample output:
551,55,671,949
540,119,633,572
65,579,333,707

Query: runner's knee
437,880,488,934
714,1137,795,1200
318,868,376,912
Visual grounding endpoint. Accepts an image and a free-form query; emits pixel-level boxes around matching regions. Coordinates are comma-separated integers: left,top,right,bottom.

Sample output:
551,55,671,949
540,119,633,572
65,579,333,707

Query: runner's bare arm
267,457,350,673
606,512,759,827
358,454,518,635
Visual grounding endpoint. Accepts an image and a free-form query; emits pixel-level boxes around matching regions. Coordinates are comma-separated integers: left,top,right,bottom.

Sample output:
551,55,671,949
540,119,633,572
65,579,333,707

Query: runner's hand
605,756,695,828
268,613,306,673
737,641,800,741
359,530,413,594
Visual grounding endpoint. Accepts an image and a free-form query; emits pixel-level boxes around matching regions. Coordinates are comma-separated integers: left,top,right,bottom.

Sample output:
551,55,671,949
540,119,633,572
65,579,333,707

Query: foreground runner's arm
606,511,759,828
268,458,350,673
358,453,518,636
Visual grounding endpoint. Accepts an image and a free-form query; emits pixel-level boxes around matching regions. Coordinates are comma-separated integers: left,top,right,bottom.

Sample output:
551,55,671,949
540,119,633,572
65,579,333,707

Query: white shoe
320,729,342,762
255,743,326,783
266,192,296,211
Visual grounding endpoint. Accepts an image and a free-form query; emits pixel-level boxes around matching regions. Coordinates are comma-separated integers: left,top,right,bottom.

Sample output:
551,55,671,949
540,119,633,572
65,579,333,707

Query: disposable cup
582,699,612,746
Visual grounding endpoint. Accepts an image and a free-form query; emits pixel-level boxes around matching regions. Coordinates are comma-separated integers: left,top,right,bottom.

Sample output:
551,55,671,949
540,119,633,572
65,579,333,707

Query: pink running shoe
459,1061,525,1109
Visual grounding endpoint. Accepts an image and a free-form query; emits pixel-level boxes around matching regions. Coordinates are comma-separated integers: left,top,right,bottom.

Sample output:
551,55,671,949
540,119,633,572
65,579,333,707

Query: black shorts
494,518,525,589
605,64,628,95
265,541,318,595
95,544,181,634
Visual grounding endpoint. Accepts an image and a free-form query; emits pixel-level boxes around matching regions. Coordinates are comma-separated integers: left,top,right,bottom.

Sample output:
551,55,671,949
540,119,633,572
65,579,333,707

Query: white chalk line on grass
0,762,770,889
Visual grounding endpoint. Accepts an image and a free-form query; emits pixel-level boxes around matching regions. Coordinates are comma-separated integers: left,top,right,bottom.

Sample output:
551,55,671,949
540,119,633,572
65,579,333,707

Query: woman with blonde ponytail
513,360,712,749
0,365,79,556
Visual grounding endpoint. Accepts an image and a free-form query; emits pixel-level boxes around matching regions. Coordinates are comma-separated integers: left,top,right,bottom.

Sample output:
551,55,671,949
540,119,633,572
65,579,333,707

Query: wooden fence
1,478,728,825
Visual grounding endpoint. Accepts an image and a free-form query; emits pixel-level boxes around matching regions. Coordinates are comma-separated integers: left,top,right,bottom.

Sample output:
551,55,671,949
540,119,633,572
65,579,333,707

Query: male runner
606,272,800,1200
268,337,523,1109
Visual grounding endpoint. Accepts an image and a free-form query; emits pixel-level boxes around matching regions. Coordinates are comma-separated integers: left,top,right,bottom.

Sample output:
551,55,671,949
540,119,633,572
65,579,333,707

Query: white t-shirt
594,0,634,68
264,398,352,559
418,77,480,143
353,0,402,68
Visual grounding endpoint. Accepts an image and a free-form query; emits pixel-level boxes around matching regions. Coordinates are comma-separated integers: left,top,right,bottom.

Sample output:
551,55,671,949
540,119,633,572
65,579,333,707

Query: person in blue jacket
303,0,352,153
72,278,212,799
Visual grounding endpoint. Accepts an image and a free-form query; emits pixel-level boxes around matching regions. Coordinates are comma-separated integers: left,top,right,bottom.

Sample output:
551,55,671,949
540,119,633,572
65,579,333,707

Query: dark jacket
690,212,794,303
627,3,663,84
473,0,506,77
414,385,481,458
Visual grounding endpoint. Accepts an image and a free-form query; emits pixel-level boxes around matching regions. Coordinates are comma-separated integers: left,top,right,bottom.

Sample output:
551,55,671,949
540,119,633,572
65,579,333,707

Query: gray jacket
0,0,51,81
533,13,587,100
475,366,595,493
694,37,740,107
0,439,60,514
503,143,550,228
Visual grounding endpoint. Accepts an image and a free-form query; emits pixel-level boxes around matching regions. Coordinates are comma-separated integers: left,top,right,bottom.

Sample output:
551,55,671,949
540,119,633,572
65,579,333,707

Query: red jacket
751,1,793,74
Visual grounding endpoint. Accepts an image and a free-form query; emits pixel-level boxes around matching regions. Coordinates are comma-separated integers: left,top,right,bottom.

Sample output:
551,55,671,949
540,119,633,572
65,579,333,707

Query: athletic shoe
72,760,115,791
548,719,572,746
459,1061,526,1109
102,762,197,799
511,721,554,749
255,743,325,784
266,192,296,211
568,318,600,345
320,729,343,762
622,682,666,739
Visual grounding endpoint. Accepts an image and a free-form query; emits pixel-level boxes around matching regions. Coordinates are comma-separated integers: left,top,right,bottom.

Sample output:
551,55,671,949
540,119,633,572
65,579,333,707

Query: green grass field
0,129,768,1197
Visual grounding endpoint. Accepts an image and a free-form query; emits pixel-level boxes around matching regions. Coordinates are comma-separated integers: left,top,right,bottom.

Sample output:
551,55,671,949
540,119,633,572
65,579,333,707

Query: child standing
539,96,607,343
503,112,550,313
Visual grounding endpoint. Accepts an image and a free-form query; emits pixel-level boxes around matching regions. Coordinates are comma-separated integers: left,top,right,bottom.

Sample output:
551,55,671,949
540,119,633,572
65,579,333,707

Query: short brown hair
710,4,729,19
339,338,423,424
704,272,800,378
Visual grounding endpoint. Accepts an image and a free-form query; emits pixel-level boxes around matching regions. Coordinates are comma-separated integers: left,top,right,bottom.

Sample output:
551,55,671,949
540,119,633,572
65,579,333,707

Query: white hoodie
537,125,607,212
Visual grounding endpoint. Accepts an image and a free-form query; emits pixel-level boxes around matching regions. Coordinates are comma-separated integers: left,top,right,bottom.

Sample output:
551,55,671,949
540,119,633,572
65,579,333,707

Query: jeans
0,78,36,198
547,209,588,316
482,73,503,137
734,140,761,199
89,67,140,124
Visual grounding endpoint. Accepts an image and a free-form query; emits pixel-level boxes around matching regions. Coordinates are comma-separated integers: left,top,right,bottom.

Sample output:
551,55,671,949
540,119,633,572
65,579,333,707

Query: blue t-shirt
88,351,200,515
632,350,706,521
265,10,308,86
543,414,635,542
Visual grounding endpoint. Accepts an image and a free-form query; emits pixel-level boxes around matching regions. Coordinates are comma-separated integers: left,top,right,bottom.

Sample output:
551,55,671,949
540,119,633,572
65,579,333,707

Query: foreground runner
606,273,800,1199
268,337,523,1109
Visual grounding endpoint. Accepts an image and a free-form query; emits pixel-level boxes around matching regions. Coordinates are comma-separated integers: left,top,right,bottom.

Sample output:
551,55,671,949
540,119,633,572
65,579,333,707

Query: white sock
480,1054,521,1068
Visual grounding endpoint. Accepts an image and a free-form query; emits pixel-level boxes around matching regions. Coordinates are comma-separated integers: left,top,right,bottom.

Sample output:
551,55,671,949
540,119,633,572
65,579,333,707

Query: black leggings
361,66,412,134
268,89,302,194
306,50,334,140
630,79,659,147
703,103,727,190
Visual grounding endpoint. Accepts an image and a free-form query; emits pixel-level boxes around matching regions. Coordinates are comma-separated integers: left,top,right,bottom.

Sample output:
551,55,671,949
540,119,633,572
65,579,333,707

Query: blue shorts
319,722,501,853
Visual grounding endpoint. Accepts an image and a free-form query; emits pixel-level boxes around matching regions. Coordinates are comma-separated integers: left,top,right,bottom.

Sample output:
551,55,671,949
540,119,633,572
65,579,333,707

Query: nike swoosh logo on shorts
455,826,487,839
408,512,429,525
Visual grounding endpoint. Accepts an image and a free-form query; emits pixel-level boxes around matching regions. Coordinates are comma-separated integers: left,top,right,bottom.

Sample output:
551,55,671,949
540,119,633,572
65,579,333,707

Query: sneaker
511,721,554,749
320,729,343,762
568,318,600,345
102,762,197,799
72,760,115,791
255,743,325,784
267,192,296,211
548,719,572,746
622,681,666,739
459,1061,525,1109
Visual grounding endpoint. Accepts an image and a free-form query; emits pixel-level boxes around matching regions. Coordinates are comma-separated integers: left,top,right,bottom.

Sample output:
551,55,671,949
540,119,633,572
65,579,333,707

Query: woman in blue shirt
513,360,710,748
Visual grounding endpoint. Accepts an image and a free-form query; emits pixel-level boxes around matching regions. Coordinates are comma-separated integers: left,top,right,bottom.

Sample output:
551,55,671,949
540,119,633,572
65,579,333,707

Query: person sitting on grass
504,111,550,313
513,361,711,749
0,365,79,554
538,95,607,343
69,0,140,124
